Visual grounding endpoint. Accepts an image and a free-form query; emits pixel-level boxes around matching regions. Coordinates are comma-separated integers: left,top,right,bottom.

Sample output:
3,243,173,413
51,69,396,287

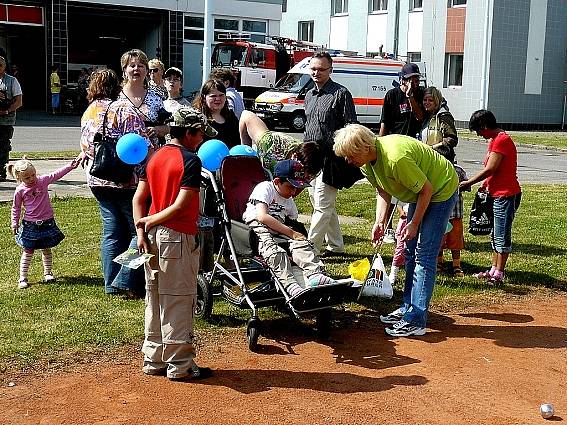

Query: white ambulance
253,56,405,131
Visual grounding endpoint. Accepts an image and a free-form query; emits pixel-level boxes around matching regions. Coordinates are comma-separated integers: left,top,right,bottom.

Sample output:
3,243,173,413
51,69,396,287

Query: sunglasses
149,68,160,73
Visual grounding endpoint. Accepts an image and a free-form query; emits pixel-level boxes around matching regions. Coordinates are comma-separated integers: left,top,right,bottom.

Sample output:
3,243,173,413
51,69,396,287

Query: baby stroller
196,155,354,350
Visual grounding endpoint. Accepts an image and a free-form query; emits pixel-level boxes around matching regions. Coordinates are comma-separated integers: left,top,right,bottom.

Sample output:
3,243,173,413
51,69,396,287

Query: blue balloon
116,133,148,165
229,144,257,157
198,139,229,172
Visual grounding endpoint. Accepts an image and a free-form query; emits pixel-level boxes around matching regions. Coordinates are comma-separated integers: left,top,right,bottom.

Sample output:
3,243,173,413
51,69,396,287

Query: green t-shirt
361,134,458,203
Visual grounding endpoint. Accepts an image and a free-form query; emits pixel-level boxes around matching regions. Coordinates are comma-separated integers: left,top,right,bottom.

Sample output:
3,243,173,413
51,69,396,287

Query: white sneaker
44,274,55,283
18,279,29,289
382,229,396,244
379,307,406,324
385,319,426,337
308,273,336,287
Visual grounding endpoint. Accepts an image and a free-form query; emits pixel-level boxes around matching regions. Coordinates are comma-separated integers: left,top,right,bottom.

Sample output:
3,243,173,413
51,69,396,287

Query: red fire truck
211,35,323,105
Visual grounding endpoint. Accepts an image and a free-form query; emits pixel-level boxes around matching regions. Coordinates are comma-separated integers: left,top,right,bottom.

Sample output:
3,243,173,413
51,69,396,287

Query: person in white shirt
0,56,23,181
163,67,191,113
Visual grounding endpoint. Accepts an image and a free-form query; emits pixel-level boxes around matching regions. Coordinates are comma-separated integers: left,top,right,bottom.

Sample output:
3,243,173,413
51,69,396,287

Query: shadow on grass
57,275,104,287
200,368,427,394
465,240,567,257
436,261,567,292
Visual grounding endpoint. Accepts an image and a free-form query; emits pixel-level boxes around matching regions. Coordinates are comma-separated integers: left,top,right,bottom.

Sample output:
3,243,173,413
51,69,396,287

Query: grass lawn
0,185,566,373
457,130,567,150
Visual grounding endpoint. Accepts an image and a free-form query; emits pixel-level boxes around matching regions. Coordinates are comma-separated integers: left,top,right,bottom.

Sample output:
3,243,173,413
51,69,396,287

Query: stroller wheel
316,309,332,339
246,318,261,351
195,274,213,321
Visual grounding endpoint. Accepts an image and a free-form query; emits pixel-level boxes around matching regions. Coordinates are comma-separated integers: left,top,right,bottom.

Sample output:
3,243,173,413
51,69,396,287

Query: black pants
0,125,14,178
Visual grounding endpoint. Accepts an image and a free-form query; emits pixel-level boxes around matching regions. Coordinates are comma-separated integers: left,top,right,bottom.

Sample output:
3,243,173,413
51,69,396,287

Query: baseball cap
164,67,183,79
400,62,420,79
170,107,218,138
274,159,311,189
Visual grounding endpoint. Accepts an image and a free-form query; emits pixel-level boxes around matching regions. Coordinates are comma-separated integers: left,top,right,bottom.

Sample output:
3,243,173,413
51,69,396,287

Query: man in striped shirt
304,51,361,257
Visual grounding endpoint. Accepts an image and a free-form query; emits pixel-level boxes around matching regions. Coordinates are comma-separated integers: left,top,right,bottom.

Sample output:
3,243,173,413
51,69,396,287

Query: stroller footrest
289,281,352,314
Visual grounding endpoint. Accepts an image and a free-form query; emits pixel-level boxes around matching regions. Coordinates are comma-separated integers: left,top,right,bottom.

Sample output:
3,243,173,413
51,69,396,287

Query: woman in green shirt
334,124,458,337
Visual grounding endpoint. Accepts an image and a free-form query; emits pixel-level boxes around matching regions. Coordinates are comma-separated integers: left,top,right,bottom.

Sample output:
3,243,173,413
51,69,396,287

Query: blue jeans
492,193,521,254
92,187,144,295
399,190,458,327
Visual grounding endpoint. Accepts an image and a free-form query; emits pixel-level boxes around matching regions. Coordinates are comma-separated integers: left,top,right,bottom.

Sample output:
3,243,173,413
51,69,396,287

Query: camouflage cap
171,107,218,138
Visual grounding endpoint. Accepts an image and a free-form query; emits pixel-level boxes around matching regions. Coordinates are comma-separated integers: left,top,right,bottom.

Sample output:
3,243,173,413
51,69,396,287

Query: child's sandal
453,267,464,278
473,270,492,280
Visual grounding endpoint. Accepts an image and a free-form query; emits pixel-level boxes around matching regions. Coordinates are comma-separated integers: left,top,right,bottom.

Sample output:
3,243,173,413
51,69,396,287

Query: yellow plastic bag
348,257,371,282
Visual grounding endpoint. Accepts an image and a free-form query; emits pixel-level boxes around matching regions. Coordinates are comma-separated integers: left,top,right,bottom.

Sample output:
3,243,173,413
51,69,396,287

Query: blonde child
9,156,80,289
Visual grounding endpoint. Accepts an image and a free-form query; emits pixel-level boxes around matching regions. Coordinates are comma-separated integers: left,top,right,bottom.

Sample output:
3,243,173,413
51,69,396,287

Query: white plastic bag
358,253,393,299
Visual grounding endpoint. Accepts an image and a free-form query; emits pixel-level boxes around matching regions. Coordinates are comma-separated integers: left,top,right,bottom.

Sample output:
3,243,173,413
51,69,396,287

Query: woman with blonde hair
119,49,168,147
420,86,458,162
148,58,168,101
333,124,458,337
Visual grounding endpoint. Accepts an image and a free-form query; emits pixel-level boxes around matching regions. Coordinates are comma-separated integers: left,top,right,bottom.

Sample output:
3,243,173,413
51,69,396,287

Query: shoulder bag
468,187,493,235
90,102,135,184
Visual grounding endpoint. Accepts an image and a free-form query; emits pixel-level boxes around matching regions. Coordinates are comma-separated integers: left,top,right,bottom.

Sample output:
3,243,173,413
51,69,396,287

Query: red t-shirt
483,132,521,197
142,145,201,235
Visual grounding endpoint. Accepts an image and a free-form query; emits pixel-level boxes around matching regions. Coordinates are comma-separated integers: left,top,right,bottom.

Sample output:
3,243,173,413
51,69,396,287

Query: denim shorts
491,193,521,254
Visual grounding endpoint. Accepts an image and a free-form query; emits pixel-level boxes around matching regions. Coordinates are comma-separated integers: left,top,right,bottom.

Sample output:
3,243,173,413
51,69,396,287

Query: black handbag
468,188,494,235
90,102,135,184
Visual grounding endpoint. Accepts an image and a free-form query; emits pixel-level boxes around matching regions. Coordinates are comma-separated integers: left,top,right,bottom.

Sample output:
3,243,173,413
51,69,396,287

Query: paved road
3,112,566,202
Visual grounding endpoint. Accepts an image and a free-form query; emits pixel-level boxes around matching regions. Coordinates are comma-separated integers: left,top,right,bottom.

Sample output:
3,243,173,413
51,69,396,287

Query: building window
184,15,204,41
448,0,467,6
444,54,463,87
214,17,239,42
214,18,268,43
408,52,421,62
409,0,423,11
298,21,314,42
282,0,287,13
332,0,348,15
370,0,387,12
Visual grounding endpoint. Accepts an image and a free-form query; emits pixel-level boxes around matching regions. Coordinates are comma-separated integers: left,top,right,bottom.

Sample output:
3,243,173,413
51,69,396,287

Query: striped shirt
304,79,357,149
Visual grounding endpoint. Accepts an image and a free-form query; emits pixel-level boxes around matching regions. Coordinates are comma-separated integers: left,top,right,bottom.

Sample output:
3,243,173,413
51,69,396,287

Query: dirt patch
1,294,566,425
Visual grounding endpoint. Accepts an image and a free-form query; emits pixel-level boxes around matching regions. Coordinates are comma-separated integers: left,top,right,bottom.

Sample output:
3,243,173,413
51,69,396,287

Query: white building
281,0,567,129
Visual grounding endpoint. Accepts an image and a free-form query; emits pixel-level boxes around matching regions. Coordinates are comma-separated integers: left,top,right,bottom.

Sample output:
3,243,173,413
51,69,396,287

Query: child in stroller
242,159,337,297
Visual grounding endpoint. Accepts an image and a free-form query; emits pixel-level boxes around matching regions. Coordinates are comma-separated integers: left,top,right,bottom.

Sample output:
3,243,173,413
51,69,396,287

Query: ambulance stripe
333,69,400,77
334,60,404,68
353,98,385,106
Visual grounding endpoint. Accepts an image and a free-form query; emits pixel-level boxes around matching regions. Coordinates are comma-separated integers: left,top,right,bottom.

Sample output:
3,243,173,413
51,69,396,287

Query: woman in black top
193,79,240,148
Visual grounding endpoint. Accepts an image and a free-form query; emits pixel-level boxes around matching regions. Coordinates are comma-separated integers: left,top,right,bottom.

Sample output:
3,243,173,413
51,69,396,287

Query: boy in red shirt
460,110,521,285
133,107,217,381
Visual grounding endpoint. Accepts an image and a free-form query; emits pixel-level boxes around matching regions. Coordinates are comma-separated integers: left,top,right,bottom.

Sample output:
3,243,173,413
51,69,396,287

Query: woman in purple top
9,157,80,289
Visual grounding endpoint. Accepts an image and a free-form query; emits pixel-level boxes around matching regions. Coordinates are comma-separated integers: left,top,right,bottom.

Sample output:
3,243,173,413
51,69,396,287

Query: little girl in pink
389,203,408,284
9,157,80,289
